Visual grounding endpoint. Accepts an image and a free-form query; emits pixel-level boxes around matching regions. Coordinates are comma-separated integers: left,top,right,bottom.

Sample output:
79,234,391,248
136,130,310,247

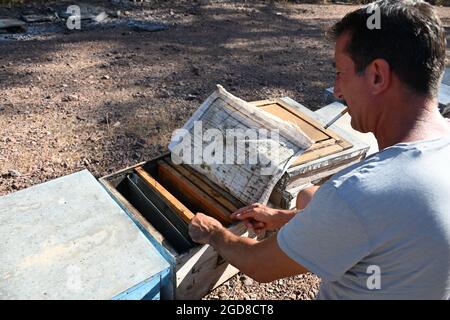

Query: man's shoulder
330,135,450,190
328,148,399,192
322,136,450,215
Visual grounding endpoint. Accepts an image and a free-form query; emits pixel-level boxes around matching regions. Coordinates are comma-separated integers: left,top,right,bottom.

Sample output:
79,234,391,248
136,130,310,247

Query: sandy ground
1,0,450,300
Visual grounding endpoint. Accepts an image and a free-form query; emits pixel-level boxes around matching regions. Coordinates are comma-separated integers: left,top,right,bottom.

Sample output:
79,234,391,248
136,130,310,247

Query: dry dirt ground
1,0,450,300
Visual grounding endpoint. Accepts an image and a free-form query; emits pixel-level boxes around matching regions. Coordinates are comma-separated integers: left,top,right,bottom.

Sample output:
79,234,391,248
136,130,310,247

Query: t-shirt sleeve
277,182,371,282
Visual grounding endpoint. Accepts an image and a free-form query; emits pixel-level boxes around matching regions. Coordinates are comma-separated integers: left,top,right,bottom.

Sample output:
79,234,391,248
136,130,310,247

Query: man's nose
333,81,344,100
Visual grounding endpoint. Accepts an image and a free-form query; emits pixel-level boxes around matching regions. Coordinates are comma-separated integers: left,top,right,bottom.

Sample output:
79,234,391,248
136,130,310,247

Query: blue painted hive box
0,170,171,300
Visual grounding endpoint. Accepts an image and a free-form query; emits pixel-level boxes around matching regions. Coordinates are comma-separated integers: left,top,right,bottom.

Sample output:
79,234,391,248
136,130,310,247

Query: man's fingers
230,207,248,219
232,209,258,221
230,203,262,219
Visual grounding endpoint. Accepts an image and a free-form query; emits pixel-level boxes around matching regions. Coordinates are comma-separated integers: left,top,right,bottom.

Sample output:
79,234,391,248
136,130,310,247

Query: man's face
333,33,372,133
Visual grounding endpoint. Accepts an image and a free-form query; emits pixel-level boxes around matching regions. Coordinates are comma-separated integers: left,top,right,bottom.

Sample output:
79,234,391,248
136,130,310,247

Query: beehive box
99,154,256,300
0,170,171,300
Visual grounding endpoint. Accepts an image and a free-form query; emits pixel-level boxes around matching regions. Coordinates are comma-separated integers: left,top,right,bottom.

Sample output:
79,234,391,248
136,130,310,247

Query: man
189,0,450,299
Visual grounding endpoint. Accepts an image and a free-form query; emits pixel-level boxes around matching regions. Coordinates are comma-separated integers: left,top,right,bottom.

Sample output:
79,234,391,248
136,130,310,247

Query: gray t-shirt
277,134,450,299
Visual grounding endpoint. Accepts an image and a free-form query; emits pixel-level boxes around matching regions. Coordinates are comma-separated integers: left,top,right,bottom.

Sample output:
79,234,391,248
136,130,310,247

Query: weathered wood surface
258,102,330,142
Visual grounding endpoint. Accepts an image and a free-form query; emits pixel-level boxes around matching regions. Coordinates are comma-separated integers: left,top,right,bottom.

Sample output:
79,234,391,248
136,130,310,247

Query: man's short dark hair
330,0,446,97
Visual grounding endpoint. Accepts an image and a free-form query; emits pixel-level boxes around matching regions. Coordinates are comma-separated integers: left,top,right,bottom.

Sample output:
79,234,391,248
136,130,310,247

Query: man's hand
230,203,295,232
189,213,224,244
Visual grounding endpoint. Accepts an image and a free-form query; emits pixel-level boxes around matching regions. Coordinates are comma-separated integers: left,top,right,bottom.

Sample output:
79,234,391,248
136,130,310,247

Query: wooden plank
292,144,344,166
157,161,232,225
303,137,337,151
249,99,274,106
162,159,241,213
258,103,330,142
135,166,195,224
176,162,245,209
275,98,353,150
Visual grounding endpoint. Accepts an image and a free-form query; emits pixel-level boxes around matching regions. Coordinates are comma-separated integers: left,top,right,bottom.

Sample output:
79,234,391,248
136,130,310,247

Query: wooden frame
249,99,353,166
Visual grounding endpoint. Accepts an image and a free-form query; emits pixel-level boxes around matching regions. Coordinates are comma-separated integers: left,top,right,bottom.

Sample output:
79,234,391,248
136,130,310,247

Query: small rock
8,169,21,177
98,116,109,124
0,170,21,178
102,75,110,80
93,12,108,23
112,121,120,128
191,66,200,76
133,138,146,149
132,152,140,160
186,94,197,101
240,275,253,287
41,167,53,174
219,293,227,299
288,293,297,300
62,94,79,102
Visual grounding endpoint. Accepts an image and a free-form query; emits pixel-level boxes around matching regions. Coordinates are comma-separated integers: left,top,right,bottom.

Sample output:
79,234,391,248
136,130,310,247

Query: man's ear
366,58,391,95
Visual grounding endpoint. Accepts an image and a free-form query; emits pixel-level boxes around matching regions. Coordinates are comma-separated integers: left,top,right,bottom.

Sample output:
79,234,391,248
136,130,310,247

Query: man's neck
374,95,450,150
